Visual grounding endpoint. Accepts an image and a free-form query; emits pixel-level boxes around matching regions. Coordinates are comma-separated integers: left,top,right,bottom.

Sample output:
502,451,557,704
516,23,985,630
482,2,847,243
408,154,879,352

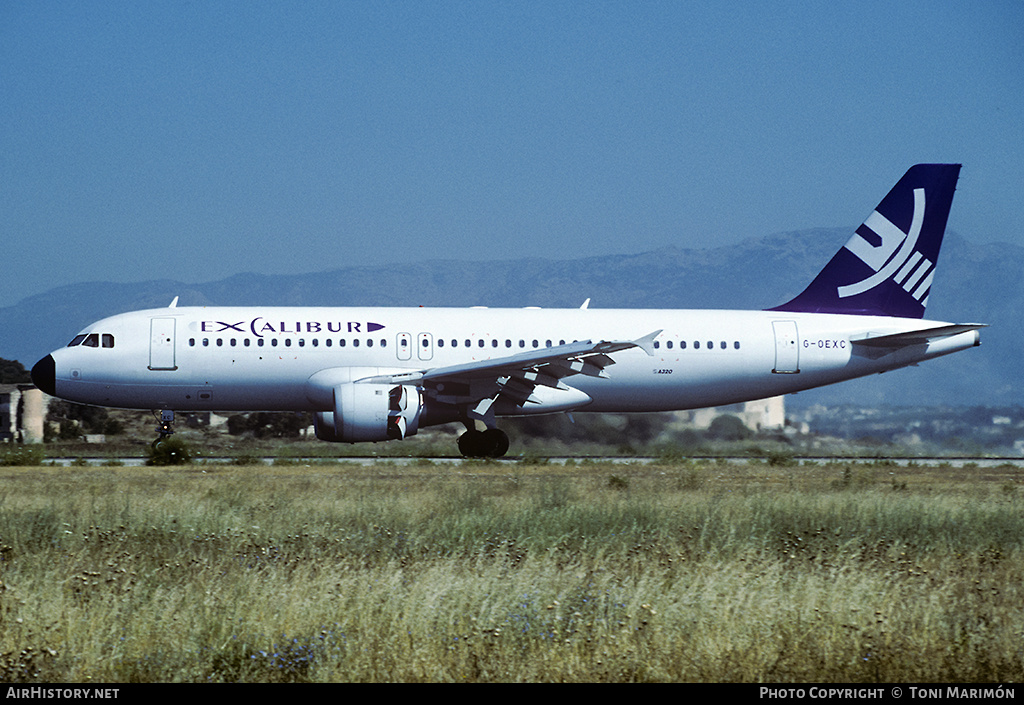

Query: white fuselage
45,305,979,421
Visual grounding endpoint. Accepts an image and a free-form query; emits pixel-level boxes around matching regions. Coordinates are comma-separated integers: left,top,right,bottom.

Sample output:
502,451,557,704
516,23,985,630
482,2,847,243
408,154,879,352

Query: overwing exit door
417,333,434,361
397,333,412,361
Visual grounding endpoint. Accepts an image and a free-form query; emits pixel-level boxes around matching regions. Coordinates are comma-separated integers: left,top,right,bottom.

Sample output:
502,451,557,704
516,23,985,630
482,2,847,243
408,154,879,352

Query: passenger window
666,341,673,349
734,341,741,350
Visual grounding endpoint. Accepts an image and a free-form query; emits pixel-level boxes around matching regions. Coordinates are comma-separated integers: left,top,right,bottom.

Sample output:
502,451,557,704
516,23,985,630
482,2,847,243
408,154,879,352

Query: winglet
169,296,179,308
633,329,662,356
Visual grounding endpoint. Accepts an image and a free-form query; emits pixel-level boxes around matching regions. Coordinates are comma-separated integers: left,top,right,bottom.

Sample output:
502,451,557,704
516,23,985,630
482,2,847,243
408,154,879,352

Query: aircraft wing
359,329,661,416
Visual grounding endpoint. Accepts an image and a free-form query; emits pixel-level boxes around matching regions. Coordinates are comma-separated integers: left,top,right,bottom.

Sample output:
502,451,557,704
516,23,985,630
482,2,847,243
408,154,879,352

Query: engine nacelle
314,382,423,443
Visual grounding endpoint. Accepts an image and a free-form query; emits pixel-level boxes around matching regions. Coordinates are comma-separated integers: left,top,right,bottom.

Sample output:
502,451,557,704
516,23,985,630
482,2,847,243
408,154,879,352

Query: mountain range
3,229,1020,408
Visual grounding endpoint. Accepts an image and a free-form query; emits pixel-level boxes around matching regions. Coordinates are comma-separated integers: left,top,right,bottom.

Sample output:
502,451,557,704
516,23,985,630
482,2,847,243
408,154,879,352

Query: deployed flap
851,323,986,349
360,330,662,413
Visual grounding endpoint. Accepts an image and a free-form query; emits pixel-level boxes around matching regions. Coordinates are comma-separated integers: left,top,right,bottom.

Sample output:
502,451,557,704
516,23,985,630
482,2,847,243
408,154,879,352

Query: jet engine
314,383,423,443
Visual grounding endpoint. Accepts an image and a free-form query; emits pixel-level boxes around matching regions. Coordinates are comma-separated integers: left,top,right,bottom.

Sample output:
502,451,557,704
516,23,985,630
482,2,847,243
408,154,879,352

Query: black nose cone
31,355,56,396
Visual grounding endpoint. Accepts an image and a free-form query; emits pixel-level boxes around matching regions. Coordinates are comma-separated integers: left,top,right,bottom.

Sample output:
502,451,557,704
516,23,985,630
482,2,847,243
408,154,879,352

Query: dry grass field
0,458,1022,682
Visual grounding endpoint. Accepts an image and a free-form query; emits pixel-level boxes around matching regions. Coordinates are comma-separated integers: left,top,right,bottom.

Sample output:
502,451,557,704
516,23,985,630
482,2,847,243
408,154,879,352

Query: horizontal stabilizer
852,323,986,349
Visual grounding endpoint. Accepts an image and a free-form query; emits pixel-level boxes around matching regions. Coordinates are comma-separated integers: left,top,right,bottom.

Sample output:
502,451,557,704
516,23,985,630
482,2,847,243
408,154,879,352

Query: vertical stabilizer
771,164,961,318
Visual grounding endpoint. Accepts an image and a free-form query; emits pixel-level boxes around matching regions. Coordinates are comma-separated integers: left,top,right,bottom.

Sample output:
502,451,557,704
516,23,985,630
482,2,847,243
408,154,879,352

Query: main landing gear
457,427,510,458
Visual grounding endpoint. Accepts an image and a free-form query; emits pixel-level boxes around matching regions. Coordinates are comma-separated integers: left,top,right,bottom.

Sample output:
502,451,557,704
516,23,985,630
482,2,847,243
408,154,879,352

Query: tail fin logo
839,187,932,305
768,164,959,319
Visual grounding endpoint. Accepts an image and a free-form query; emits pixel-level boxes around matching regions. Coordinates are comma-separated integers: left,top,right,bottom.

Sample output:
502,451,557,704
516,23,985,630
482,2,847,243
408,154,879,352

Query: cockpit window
66,333,115,348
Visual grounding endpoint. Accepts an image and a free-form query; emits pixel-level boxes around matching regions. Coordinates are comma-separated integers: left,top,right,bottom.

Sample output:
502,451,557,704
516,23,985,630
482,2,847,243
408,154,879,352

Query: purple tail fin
770,164,961,318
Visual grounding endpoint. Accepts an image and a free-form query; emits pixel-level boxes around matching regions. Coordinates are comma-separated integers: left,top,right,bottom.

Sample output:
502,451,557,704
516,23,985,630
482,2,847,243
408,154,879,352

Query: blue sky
2,0,1022,308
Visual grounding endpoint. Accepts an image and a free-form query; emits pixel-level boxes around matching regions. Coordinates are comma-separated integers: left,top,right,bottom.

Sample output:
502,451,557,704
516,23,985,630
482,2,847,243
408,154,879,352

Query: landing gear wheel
457,428,509,458
457,431,477,457
482,428,509,458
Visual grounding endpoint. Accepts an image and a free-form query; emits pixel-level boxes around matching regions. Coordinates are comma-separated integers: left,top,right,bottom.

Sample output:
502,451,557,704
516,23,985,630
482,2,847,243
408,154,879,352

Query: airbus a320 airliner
32,164,984,457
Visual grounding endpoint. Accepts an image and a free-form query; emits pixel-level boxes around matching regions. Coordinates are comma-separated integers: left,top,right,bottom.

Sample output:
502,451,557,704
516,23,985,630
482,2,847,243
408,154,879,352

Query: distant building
672,395,786,432
0,385,49,444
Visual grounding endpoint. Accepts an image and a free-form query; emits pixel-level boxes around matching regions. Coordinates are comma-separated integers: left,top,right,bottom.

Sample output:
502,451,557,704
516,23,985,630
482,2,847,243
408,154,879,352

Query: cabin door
772,320,800,374
149,318,177,371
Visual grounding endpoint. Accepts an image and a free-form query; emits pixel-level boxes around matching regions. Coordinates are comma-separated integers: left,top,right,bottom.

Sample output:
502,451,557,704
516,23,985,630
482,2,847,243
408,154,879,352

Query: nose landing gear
152,410,175,449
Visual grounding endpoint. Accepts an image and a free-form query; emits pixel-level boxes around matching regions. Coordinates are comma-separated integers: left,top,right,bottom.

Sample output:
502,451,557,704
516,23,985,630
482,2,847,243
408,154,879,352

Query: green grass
0,461,1021,682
